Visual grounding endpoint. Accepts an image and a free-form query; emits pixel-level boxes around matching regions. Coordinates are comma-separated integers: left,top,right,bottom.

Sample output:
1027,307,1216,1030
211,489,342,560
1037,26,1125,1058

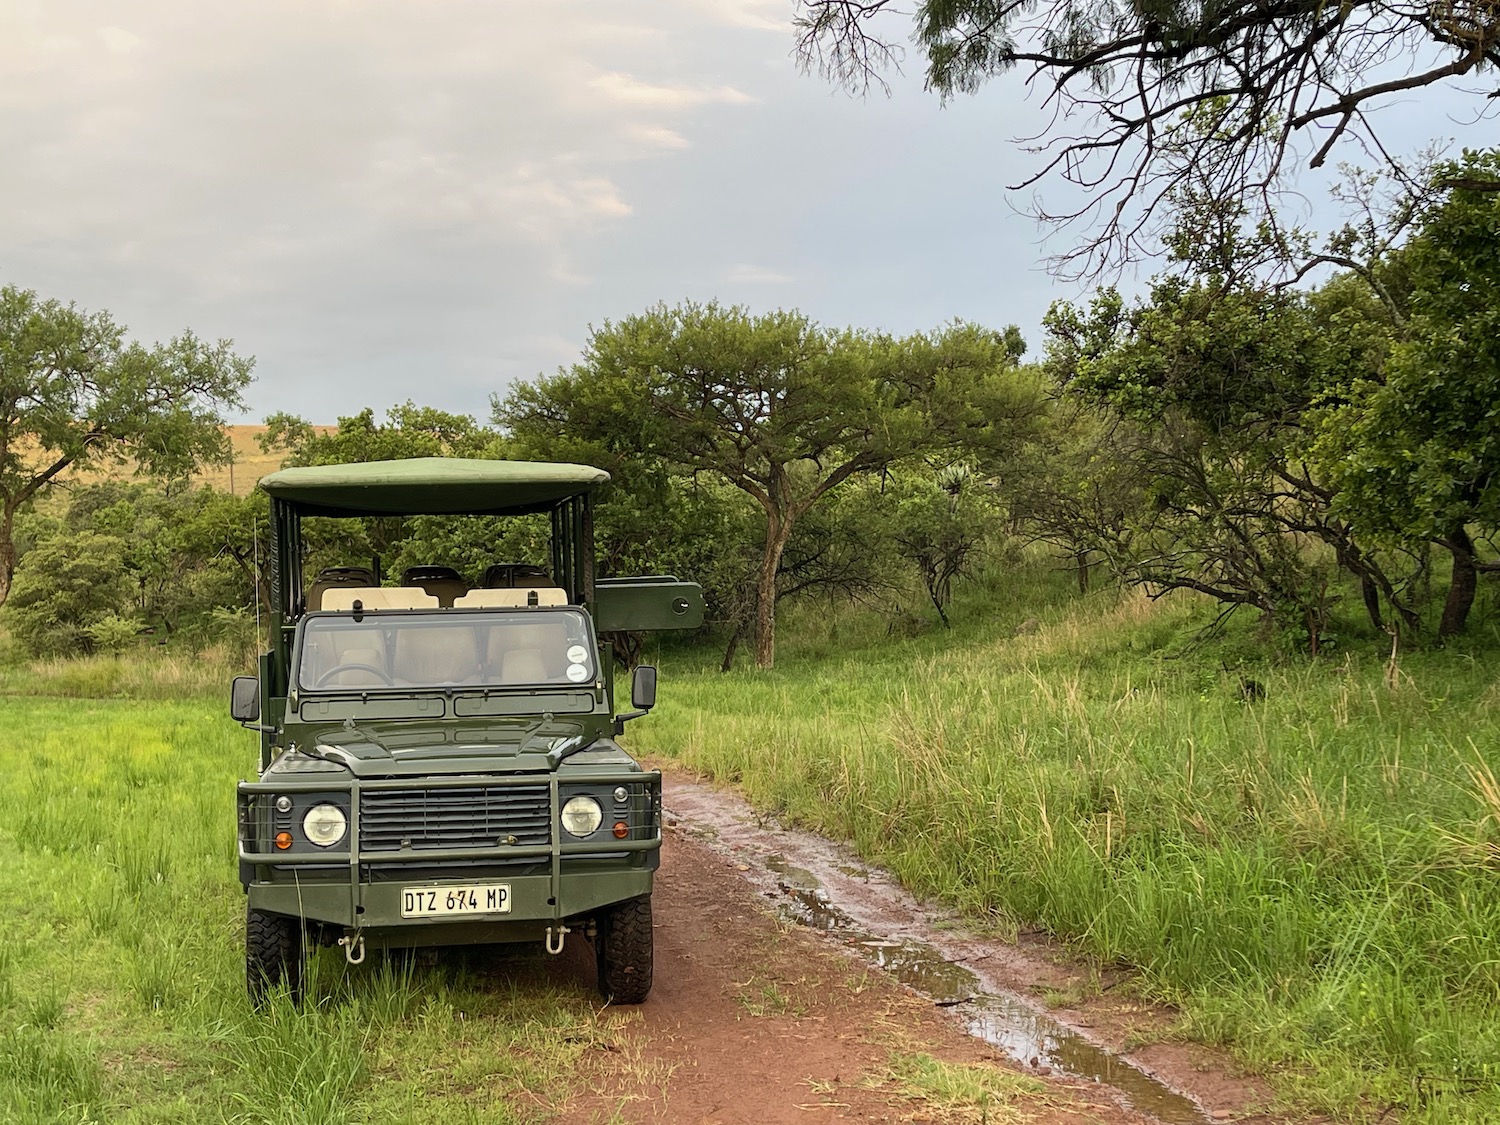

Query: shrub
2,531,134,656
84,614,142,653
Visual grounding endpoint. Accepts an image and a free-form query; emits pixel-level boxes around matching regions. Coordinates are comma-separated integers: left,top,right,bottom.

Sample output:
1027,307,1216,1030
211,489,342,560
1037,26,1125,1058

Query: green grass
10,563,1500,1121
0,696,631,1123
637,570,1500,1123
883,1051,1043,1123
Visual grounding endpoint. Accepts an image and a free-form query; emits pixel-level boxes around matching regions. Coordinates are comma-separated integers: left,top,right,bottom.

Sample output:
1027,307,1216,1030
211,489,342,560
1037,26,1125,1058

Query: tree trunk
1440,527,1477,640
720,623,745,673
926,575,950,628
1359,573,1383,633
0,522,15,608
753,514,794,668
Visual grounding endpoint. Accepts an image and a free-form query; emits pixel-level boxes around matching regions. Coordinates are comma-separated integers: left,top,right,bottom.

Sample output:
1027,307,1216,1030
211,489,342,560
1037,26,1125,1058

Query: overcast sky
1,1,1487,422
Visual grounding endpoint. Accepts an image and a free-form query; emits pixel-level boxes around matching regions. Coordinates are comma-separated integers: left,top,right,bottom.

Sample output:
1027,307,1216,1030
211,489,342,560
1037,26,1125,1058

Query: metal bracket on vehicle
545,925,570,955
339,931,366,965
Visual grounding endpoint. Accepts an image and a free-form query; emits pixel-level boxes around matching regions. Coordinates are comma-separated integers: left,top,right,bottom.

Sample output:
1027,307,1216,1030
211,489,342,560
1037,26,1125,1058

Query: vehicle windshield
296,609,598,691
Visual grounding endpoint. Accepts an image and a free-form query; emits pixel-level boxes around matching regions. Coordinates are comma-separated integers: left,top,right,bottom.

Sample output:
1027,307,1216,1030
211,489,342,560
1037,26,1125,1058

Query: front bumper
238,769,661,934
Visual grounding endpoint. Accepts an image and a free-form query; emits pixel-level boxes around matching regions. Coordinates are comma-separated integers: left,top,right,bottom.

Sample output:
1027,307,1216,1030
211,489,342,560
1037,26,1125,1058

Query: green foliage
1318,152,1500,545
864,463,999,626
1,483,261,657
84,613,141,653
498,301,1037,666
3,530,134,656
262,402,499,467
262,403,506,582
0,284,252,604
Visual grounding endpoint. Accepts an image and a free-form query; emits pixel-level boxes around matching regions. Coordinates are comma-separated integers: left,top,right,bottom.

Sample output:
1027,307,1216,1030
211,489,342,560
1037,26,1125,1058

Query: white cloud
589,71,753,109
724,263,793,284
683,0,790,32
96,25,141,54
624,123,691,150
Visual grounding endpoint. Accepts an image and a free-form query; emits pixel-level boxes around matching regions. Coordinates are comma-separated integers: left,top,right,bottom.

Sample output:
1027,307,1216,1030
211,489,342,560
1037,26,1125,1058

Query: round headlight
302,803,347,847
561,796,603,838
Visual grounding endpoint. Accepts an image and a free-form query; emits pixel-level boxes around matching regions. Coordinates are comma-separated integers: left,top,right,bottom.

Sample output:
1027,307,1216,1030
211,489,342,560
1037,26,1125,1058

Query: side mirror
631,665,658,711
615,666,658,733
230,676,261,723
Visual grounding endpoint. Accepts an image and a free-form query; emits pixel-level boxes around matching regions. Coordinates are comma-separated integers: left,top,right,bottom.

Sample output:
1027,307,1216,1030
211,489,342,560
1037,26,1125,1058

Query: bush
84,614,142,654
2,531,133,656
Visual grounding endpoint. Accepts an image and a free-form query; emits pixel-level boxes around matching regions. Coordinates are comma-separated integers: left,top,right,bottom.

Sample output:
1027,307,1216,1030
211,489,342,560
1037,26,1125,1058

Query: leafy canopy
0,284,252,604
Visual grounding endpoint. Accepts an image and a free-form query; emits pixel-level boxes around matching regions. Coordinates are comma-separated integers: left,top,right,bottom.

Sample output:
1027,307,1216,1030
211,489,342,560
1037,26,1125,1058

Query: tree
4,529,135,656
0,285,252,605
795,0,1500,274
1316,151,1500,637
261,402,498,466
261,403,503,581
880,464,998,626
498,302,1036,667
1040,267,1427,646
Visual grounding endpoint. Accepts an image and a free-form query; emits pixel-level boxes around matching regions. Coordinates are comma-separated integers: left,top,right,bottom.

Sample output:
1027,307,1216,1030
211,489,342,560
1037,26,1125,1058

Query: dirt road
555,773,1278,1125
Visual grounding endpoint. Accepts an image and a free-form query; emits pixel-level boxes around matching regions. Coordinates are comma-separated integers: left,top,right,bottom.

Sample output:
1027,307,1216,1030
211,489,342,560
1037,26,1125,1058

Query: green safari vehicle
230,457,703,1004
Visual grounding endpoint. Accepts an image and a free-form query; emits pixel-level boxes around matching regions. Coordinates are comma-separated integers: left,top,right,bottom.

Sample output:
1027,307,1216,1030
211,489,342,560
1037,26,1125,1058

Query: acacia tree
0,285,252,606
795,0,1500,274
1039,262,1432,645
498,302,1034,667
1317,152,1500,637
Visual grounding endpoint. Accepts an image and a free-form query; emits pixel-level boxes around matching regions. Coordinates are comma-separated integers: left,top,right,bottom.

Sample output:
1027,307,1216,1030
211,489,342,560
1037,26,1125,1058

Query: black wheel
246,905,305,1006
594,895,653,1004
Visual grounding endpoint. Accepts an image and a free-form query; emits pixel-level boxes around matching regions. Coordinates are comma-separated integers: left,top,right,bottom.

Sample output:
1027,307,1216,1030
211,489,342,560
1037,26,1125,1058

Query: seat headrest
481,563,554,589
320,587,439,611
402,565,465,584
453,588,568,608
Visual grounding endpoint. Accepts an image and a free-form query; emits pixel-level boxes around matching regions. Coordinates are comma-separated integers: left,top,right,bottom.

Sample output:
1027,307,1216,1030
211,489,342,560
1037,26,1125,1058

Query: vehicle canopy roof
258,457,611,517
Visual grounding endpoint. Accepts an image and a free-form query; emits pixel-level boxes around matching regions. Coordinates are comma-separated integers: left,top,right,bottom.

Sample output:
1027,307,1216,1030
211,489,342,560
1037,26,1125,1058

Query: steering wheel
315,662,394,687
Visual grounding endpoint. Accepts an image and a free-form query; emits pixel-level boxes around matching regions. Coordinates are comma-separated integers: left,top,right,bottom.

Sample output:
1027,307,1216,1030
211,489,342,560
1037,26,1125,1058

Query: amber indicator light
274,831,293,850
612,821,629,839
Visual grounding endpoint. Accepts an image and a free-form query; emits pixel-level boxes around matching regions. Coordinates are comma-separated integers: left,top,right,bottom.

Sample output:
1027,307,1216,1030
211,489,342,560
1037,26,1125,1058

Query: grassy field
638,572,1500,1123
17,424,319,497
0,674,639,1124
7,563,1500,1122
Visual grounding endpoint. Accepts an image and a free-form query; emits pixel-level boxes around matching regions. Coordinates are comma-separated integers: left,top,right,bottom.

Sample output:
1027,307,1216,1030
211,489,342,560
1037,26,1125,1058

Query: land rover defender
230,457,703,1004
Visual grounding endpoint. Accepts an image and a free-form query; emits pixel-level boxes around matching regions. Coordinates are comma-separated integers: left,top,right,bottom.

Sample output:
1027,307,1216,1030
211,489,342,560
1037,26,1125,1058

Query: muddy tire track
555,769,1285,1124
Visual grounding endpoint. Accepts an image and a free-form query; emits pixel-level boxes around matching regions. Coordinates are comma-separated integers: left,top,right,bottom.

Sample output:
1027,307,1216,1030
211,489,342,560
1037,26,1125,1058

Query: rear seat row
307,564,561,611
320,587,567,611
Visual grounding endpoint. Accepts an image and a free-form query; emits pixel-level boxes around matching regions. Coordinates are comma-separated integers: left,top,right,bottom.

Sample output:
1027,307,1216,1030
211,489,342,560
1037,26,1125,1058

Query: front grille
360,784,551,852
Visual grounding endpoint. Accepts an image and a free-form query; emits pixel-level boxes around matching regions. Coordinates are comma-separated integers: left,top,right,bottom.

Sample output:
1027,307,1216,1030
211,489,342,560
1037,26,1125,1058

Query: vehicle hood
271,719,632,779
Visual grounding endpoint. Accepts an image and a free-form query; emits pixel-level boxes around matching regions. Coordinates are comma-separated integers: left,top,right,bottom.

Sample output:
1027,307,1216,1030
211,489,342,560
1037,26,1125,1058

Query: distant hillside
23,424,334,497
196,425,310,495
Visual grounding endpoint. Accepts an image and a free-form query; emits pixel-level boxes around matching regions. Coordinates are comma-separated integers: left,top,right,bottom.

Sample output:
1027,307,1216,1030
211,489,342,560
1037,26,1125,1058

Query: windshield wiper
546,734,600,769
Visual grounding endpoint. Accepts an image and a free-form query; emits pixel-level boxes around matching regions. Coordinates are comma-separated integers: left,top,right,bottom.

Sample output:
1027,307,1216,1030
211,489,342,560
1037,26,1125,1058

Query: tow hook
338,931,366,965
545,924,570,955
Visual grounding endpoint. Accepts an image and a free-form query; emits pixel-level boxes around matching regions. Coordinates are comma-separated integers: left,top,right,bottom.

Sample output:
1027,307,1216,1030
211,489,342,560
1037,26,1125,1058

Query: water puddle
666,782,1210,1125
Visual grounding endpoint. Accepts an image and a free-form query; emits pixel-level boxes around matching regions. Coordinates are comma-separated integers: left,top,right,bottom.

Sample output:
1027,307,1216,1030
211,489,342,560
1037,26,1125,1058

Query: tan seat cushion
486,620,572,682
392,626,479,685
321,587,439,611
321,646,388,686
498,649,547,684
454,588,567,608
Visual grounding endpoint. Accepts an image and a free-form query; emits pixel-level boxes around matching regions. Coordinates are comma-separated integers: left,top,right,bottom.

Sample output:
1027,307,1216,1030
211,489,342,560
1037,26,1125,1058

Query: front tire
246,905,305,1006
594,895,653,1004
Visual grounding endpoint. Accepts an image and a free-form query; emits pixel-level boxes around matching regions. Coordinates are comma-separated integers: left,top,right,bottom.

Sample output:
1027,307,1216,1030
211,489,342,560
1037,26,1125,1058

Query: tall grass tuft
643,573,1500,1121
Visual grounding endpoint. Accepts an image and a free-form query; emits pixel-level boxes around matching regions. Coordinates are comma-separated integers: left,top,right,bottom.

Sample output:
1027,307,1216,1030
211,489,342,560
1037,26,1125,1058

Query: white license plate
401,883,511,918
